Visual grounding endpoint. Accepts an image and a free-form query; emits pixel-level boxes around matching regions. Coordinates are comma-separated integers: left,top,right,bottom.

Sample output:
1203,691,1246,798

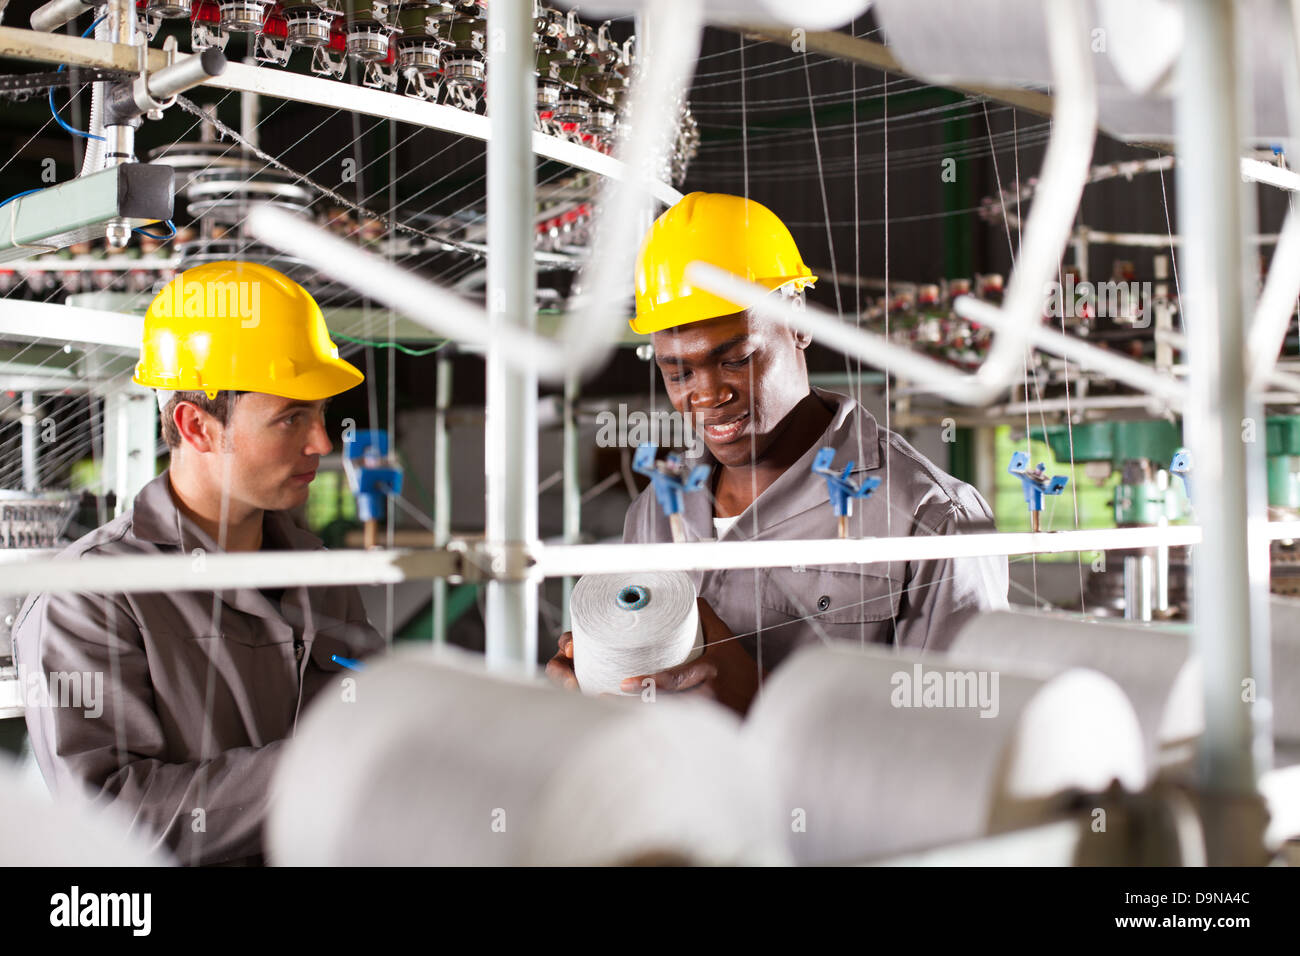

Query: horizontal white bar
5,522,1296,598
1241,158,1300,192
0,299,142,349
0,547,455,598
1077,228,1279,247
530,526,1206,578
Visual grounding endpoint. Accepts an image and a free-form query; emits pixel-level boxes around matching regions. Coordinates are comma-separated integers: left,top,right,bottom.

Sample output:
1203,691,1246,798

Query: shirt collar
130,469,323,554
679,387,883,539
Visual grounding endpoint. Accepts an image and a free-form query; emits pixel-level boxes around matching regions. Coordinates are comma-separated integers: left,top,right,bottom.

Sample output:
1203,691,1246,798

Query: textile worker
13,261,384,865
549,192,1009,714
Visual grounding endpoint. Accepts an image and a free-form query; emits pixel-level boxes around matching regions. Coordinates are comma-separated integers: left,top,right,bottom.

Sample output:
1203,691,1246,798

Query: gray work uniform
623,388,1009,671
12,471,385,865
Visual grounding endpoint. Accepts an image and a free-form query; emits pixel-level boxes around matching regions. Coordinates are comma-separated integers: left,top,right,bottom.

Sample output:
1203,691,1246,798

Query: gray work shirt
12,471,385,865
623,388,1009,671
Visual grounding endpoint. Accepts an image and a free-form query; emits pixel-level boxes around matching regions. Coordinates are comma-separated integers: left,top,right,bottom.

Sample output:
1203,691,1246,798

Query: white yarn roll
945,609,1202,771
745,644,1146,865
872,0,1292,141
570,571,703,695
267,647,789,866
1271,597,1300,750
0,756,172,866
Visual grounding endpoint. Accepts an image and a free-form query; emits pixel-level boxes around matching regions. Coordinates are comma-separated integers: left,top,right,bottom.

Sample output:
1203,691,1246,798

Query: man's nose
690,369,735,409
305,416,333,456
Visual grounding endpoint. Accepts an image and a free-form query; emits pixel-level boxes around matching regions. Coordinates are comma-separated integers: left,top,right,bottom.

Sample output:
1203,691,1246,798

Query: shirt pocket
307,626,352,673
760,564,902,626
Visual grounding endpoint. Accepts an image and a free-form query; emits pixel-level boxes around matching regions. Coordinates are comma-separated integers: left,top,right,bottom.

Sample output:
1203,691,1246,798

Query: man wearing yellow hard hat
13,261,384,865
549,193,1009,713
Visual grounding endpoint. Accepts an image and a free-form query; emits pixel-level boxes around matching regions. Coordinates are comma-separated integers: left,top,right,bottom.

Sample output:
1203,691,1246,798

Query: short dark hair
160,390,244,450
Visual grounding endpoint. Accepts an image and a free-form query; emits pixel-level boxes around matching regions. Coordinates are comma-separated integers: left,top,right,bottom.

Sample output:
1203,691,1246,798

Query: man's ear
173,402,220,454
793,328,814,350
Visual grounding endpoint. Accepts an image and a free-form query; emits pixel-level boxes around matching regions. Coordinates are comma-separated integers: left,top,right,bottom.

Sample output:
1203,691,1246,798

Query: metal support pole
20,392,38,492
483,0,537,670
1122,551,1153,622
241,56,260,151
561,373,579,632
432,354,452,646
102,386,158,517
1174,0,1272,858
102,0,138,248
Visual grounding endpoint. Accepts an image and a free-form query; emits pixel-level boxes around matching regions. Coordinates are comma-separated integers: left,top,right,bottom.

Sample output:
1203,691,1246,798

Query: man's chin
270,482,312,511
706,439,756,469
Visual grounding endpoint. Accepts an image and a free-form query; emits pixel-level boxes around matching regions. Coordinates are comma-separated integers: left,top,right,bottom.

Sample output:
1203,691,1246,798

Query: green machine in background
1031,419,1188,620
1031,414,1300,611
1266,415,1300,518
1032,419,1188,528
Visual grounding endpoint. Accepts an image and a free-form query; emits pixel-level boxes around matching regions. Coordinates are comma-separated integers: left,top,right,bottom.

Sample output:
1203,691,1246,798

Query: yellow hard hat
631,192,817,335
133,261,363,400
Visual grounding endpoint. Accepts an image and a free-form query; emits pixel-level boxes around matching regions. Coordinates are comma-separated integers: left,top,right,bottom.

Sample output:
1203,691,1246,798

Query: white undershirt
713,514,741,539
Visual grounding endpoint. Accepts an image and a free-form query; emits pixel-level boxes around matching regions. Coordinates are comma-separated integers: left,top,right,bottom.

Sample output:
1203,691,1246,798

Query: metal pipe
30,0,92,33
1240,157,1300,191
432,354,452,646
239,54,258,151
1244,1,1300,393
1246,209,1300,390
101,0,138,248
4,521,1300,600
561,373,579,632
147,46,227,102
247,204,567,375
1174,0,1269,802
690,262,1187,407
1068,229,1278,247
695,0,1098,411
20,392,38,492
483,0,538,670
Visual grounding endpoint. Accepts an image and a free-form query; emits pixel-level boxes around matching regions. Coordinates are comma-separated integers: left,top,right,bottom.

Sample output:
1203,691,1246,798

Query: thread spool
267,647,789,866
945,609,1202,771
745,644,1146,865
0,756,171,865
1270,597,1300,751
871,0,1292,140
569,571,703,695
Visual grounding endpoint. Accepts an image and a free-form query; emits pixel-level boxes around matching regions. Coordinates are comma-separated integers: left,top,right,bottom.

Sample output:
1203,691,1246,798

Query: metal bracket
401,66,440,102
193,18,229,53
310,44,347,80
363,59,397,92
256,32,292,67
444,538,536,583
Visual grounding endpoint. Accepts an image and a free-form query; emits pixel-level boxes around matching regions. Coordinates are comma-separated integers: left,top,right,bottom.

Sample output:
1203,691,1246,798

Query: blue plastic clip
343,429,405,524
811,448,881,519
632,443,711,519
1170,449,1192,505
1008,451,1068,530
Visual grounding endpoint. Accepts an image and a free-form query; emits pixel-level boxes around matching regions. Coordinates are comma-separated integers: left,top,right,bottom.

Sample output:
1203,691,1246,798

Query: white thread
746,644,1146,864
267,647,790,866
570,571,703,695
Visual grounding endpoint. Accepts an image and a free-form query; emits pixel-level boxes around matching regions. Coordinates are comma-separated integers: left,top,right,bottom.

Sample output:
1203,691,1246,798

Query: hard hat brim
131,355,364,402
629,274,817,335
